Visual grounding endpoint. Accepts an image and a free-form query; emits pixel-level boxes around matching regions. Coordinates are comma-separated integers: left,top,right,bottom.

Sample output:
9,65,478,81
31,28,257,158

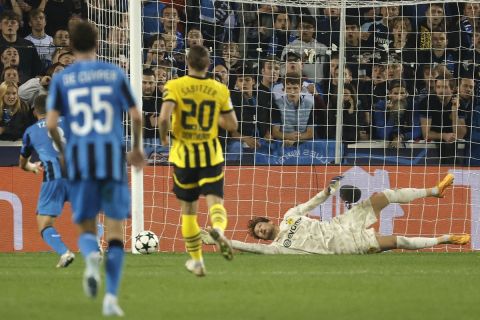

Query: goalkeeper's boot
56,250,75,268
435,174,454,198
83,251,102,298
448,234,471,245
185,259,206,277
207,227,234,261
102,293,125,317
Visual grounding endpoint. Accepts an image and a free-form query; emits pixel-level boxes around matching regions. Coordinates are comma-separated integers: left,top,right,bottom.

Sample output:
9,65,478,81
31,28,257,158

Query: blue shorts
69,180,131,223
37,179,69,216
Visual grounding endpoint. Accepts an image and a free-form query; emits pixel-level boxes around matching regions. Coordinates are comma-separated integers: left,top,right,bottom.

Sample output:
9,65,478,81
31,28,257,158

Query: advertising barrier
0,166,477,252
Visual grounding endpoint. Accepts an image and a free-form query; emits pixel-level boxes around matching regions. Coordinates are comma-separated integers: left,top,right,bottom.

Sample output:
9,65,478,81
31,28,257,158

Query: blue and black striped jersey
46,61,136,181
20,118,66,181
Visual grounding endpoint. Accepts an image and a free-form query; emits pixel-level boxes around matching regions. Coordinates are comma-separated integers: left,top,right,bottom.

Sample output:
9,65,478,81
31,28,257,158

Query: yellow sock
209,204,227,233
181,214,202,261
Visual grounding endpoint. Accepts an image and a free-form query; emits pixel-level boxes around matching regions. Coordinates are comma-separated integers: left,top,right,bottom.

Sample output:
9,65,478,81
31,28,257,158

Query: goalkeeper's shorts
172,164,224,202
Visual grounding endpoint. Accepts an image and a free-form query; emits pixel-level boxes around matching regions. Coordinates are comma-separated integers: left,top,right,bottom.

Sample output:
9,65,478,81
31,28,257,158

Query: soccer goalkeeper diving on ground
202,174,470,254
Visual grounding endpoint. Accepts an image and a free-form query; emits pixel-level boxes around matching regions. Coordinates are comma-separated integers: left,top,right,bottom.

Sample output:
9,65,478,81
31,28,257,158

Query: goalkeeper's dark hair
70,21,98,53
187,45,210,72
247,217,271,239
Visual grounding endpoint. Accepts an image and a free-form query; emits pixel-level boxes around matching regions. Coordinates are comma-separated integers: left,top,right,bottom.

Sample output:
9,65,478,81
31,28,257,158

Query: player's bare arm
127,106,145,168
158,100,175,146
219,110,238,132
18,155,42,174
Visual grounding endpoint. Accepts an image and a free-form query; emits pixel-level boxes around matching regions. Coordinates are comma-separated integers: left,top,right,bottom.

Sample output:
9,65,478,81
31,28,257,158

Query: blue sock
105,240,125,296
41,226,68,255
78,232,100,258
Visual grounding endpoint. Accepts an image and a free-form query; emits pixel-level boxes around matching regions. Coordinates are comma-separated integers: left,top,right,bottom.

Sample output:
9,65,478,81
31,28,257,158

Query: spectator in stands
144,35,166,69
389,17,416,64
142,68,165,160
221,41,241,72
344,17,376,81
152,63,169,94
264,9,294,59
19,62,64,108
0,11,42,81
272,73,314,146
257,58,281,138
25,9,54,70
275,52,321,96
342,84,369,142
57,51,75,66
317,7,340,47
421,30,458,76
1,66,19,84
0,46,31,84
43,0,78,36
365,5,400,50
226,68,268,161
457,3,480,50
416,63,437,105
420,73,467,164
417,3,450,50
186,28,204,48
281,15,328,81
373,80,421,148
52,28,70,49
142,0,165,37
0,80,33,140
458,77,475,137
213,62,229,86
107,13,129,57
160,6,184,50
162,31,185,76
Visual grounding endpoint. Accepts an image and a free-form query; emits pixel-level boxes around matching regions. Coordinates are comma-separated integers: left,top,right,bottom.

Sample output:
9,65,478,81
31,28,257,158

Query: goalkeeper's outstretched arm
201,230,304,254
230,240,305,254
291,176,343,216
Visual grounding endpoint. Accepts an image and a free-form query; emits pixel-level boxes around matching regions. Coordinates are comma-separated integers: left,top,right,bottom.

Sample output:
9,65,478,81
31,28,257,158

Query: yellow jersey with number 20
163,75,233,168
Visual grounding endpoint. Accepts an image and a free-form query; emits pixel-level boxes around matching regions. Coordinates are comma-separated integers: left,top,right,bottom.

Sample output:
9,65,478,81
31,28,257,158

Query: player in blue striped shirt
19,94,74,268
46,21,144,317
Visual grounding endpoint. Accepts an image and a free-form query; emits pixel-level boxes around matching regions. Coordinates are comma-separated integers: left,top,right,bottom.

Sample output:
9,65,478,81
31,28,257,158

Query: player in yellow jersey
159,45,238,276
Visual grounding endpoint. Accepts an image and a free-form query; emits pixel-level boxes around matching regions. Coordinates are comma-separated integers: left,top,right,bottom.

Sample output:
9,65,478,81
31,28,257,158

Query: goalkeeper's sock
41,226,68,255
105,239,125,295
383,188,428,204
78,232,100,258
182,214,203,262
209,203,227,234
396,236,438,249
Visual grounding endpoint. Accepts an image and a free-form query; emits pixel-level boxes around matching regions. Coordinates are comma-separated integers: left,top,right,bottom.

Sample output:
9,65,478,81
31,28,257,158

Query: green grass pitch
1,252,479,320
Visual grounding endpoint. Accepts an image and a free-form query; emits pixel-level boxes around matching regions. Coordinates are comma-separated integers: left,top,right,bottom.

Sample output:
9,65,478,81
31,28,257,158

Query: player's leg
370,173,454,216
180,200,206,276
201,164,233,260
100,180,131,316
36,179,74,267
376,233,470,251
173,166,206,275
70,180,102,298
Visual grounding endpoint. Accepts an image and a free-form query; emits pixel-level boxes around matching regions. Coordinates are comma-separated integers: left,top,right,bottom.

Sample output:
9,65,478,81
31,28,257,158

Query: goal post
88,0,480,252
129,0,145,253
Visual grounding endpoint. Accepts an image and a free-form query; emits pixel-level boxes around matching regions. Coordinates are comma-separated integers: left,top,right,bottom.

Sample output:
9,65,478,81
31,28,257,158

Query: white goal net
87,0,480,252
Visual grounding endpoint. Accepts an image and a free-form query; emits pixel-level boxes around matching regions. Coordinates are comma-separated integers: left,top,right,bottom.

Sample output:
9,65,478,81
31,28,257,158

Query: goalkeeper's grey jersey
272,210,335,254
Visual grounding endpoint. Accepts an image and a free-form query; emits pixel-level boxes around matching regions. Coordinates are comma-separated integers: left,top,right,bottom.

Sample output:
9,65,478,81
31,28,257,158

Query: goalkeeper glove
327,175,343,195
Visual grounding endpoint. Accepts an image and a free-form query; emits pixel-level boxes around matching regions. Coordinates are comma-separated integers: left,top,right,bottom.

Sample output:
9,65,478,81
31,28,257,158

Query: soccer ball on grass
134,231,159,254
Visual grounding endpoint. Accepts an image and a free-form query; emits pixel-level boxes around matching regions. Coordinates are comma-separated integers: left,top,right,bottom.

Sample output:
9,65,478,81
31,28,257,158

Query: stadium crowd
2,0,480,165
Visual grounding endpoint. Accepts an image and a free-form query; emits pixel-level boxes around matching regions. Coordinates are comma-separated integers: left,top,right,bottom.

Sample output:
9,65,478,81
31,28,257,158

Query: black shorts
173,164,224,202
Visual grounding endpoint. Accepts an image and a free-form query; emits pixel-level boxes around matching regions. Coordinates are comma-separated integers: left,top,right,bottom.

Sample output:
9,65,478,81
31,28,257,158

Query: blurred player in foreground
19,94,74,268
46,21,144,316
159,45,238,276
203,174,470,254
